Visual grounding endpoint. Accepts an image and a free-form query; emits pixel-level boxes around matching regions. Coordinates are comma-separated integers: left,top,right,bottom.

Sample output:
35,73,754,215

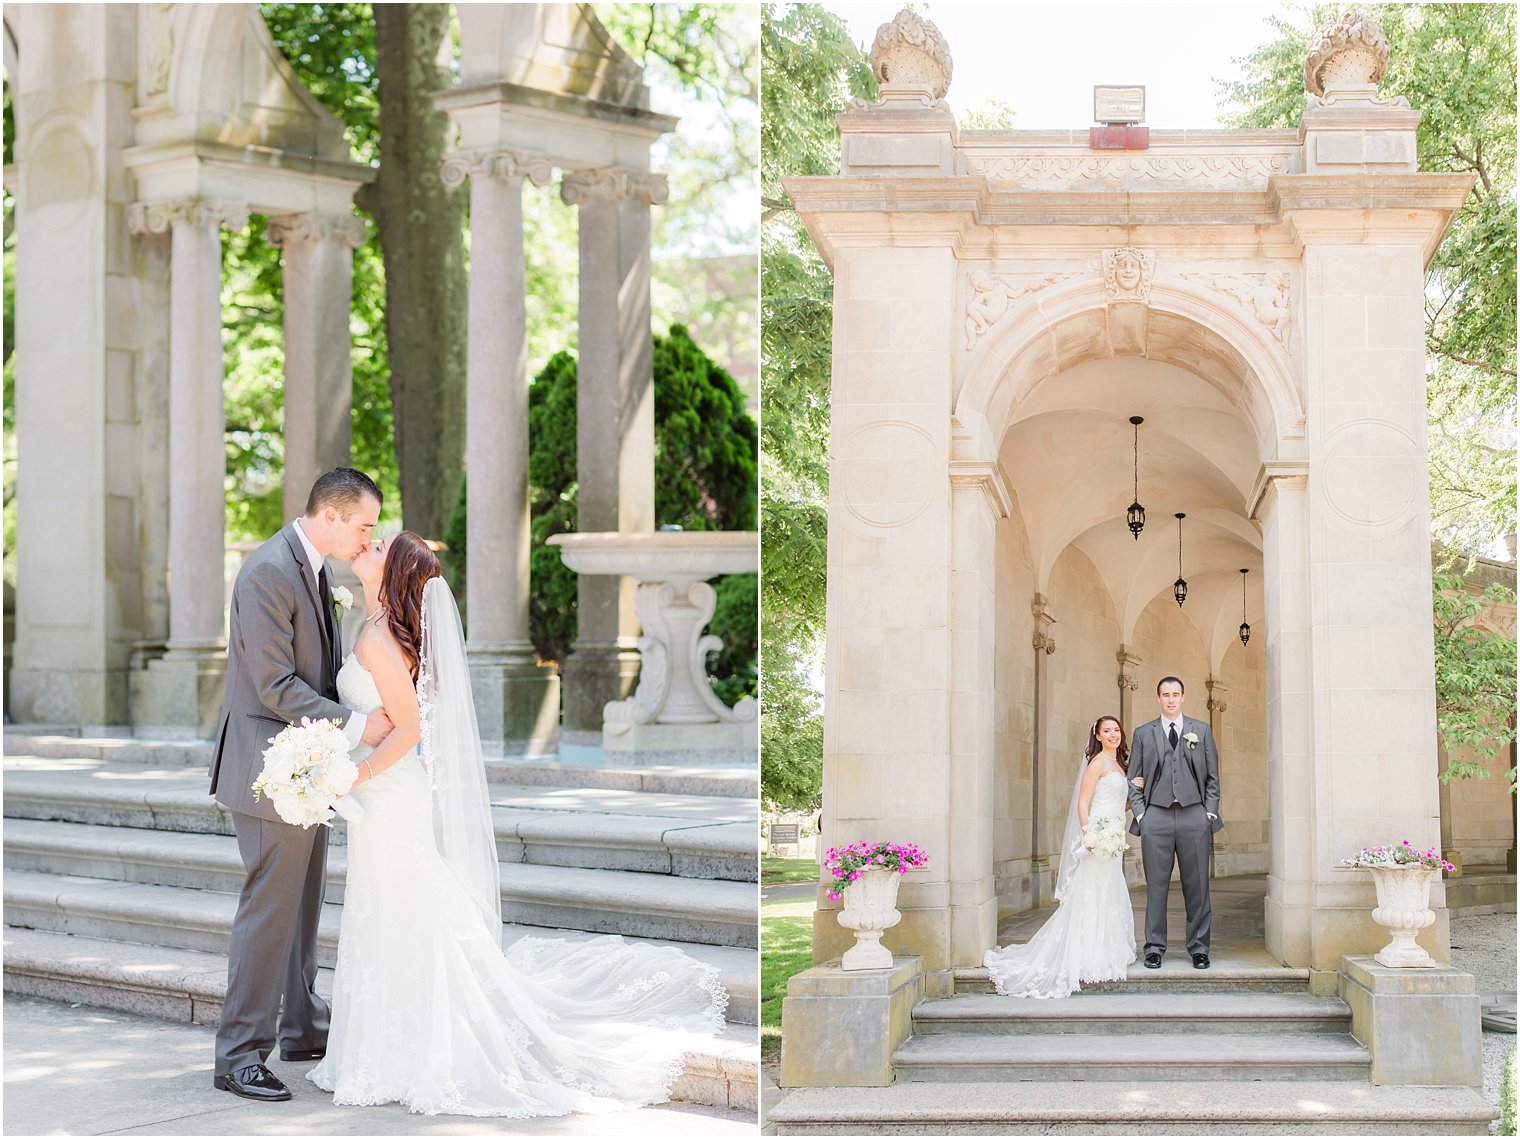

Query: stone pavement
2,994,757,1136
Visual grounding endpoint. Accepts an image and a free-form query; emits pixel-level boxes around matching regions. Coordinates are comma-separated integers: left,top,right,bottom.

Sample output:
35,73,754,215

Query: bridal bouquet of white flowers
1082,814,1130,861
251,717,360,828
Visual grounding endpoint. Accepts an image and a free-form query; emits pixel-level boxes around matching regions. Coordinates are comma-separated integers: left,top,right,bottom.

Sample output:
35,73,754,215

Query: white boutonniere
331,585,354,624
1183,731,1199,750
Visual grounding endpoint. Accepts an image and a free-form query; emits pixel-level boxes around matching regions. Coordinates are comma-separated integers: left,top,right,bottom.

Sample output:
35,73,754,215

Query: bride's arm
1076,761,1104,830
348,631,422,787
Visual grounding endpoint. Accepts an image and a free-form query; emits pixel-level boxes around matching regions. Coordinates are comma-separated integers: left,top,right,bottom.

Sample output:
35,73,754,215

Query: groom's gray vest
1153,722,1203,808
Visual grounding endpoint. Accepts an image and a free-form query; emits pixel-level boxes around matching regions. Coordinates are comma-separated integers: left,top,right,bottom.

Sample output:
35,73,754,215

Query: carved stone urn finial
869,9,953,100
1304,8,1392,97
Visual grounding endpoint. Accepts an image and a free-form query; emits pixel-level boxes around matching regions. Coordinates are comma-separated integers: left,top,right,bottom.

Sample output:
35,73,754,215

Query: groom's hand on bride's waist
361,708,394,747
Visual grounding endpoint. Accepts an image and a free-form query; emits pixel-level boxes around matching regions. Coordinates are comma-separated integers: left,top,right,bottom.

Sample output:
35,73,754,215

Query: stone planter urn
1367,864,1439,968
837,866,903,971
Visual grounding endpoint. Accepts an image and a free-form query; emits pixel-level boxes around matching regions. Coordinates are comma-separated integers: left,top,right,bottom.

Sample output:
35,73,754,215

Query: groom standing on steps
209,468,394,1102
1126,676,1223,970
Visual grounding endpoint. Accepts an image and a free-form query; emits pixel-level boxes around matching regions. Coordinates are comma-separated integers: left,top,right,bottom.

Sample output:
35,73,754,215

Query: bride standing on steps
308,531,726,1118
983,716,1138,998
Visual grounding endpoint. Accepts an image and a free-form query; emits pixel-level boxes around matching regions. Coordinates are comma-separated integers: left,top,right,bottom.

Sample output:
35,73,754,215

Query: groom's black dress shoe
1192,952,1210,970
1143,952,1162,969
279,1048,325,1062
213,1064,292,1101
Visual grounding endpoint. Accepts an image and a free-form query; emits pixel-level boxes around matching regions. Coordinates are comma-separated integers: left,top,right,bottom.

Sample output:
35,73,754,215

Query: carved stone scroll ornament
869,9,953,100
964,270,1083,348
439,149,555,192
560,167,669,207
127,199,250,235
965,154,1293,186
266,213,369,249
1103,247,1156,304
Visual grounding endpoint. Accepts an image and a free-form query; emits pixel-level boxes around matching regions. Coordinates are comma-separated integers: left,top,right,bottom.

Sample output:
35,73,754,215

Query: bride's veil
1052,743,1096,903
418,575,503,947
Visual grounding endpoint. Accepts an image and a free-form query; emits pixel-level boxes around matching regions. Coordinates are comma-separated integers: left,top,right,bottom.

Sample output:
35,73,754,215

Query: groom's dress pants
215,810,331,1076
1139,802,1212,957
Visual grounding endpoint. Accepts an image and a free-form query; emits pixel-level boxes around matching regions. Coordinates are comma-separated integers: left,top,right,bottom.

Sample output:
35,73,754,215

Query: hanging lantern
1173,513,1188,606
1126,416,1145,539
1239,568,1251,645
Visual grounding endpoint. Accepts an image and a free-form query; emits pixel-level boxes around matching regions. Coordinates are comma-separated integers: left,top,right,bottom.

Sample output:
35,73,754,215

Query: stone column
126,198,249,737
1030,596,1057,902
442,149,560,754
1255,470,1314,968
8,3,146,728
266,212,368,519
558,167,666,742
1206,678,1229,876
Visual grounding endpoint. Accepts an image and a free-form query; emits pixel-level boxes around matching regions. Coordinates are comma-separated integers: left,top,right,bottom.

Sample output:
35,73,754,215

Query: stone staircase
2,732,759,1112
768,961,1497,1134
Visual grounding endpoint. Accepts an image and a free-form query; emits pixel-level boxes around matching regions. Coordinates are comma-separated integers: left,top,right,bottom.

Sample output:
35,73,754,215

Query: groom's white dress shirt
292,518,366,747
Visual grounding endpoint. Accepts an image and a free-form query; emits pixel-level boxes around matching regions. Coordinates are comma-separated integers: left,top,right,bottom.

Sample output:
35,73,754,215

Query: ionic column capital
127,198,249,235
440,149,555,191
559,167,668,207
266,212,368,249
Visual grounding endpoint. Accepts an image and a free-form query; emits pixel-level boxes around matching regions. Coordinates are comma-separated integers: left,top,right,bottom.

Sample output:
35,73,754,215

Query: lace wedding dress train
982,771,1137,998
308,656,726,1118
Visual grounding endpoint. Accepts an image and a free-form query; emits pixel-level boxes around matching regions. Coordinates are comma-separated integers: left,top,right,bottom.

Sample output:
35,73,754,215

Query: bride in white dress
307,532,726,1118
982,716,1138,998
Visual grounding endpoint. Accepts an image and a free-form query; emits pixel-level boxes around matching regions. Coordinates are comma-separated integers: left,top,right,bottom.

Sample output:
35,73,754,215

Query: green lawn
760,899,816,1062
761,855,819,885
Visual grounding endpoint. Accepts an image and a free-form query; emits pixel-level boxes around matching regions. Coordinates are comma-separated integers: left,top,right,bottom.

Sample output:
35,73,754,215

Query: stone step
3,763,757,881
2,929,759,1113
1,880,757,1024
955,962,1311,994
890,1031,1371,1082
913,991,1352,1035
766,1080,1498,1135
3,732,757,798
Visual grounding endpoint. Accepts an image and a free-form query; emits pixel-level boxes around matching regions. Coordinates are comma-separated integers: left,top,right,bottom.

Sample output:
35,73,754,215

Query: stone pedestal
1340,955,1483,1087
469,652,560,757
129,648,227,740
779,956,924,1088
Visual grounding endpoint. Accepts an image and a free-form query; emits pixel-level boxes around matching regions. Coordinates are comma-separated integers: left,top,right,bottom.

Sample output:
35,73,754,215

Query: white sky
838,3,1301,129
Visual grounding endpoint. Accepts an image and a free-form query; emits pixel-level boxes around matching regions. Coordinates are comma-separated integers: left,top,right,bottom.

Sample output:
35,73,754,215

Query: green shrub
1502,1045,1516,1136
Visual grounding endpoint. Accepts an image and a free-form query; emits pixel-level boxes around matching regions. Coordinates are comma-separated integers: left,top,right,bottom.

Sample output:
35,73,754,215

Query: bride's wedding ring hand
1131,776,1144,789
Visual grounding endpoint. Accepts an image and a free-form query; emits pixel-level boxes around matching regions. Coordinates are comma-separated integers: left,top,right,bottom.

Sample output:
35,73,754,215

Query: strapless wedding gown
982,770,1137,998
307,656,726,1117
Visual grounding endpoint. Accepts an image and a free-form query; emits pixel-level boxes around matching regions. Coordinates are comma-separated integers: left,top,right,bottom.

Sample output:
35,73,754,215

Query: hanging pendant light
1239,568,1251,645
1126,416,1145,539
1173,513,1188,606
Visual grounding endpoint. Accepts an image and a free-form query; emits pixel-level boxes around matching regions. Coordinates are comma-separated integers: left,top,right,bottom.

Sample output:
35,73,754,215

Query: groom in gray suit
209,469,392,1101
1126,676,1222,970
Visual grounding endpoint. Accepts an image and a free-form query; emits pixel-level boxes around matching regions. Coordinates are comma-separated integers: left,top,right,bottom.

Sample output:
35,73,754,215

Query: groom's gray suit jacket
1125,715,1223,835
209,523,349,821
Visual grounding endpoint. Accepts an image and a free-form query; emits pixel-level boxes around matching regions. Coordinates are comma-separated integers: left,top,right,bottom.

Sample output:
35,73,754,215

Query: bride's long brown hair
1084,715,1130,774
379,531,442,683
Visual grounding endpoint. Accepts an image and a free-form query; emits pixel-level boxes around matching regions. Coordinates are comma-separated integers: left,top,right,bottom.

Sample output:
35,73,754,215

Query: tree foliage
443,326,757,698
759,4,875,810
1221,3,1517,554
1432,571,1518,785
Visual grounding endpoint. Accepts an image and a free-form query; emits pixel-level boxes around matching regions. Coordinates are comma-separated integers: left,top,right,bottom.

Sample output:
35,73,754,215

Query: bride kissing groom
209,468,726,1116
983,677,1223,998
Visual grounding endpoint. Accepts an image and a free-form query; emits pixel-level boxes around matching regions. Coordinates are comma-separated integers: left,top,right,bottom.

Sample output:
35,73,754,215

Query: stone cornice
432,80,678,137
266,212,368,248
949,459,1013,520
126,198,249,235
1248,461,1310,521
